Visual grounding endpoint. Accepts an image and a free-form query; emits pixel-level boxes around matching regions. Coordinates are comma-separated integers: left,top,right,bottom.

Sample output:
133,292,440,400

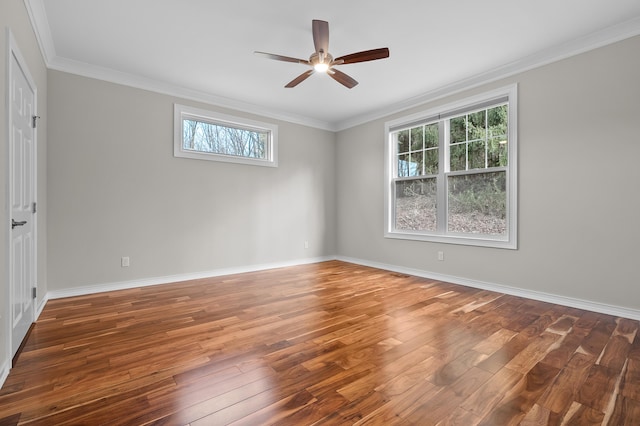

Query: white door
8,42,37,358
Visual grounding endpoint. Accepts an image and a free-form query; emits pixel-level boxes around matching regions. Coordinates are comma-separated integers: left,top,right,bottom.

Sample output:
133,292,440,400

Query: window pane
397,130,410,154
398,154,411,177
395,178,437,232
450,116,466,143
468,140,486,170
424,148,438,175
425,123,438,148
468,110,486,141
410,152,423,176
488,105,508,135
410,126,423,151
488,137,508,167
447,171,506,235
450,144,466,171
183,119,267,159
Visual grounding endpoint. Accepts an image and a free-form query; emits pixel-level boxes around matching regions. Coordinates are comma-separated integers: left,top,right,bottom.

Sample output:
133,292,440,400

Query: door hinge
32,287,37,299
32,202,37,214
32,115,40,129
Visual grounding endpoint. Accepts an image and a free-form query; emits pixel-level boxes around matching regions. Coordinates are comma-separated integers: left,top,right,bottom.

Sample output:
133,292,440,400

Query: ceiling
26,0,640,130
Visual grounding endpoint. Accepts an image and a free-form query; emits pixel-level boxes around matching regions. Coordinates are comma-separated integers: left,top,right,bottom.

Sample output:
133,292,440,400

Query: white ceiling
26,0,640,130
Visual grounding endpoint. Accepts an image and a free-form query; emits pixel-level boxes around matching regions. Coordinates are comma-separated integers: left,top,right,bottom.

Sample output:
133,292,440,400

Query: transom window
174,104,278,167
385,85,517,249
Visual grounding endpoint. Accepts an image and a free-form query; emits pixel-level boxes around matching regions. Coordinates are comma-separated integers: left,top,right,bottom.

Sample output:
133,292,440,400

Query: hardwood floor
1,260,639,425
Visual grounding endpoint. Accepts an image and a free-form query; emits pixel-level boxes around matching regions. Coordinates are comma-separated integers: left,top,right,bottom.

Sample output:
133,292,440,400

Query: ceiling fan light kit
255,19,389,89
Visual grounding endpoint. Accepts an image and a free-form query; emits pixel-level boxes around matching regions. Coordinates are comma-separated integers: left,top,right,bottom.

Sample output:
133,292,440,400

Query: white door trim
5,28,38,368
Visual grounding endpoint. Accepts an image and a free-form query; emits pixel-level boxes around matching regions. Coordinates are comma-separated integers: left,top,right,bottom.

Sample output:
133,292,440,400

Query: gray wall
1,0,48,371
336,35,640,311
47,71,336,291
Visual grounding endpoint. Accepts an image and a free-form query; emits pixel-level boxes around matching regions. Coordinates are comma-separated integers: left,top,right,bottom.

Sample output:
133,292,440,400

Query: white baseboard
44,254,640,321
35,295,48,320
47,256,336,300
337,256,640,321
0,359,9,390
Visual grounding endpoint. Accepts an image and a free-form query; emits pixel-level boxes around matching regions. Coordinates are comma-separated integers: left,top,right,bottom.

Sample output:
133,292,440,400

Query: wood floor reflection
1,261,639,425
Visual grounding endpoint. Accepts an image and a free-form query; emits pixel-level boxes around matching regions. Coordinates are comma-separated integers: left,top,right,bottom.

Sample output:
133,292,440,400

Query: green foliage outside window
397,123,439,177
393,102,509,236
449,105,508,172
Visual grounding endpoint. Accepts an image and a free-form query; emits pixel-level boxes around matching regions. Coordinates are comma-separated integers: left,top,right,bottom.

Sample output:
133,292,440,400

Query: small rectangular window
174,104,278,167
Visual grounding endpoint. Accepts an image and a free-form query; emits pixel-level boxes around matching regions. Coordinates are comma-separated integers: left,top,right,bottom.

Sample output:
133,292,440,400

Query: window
384,85,517,249
174,104,278,167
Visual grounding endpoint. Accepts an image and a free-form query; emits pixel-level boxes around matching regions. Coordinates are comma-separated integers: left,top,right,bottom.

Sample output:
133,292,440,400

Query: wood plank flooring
1,260,639,425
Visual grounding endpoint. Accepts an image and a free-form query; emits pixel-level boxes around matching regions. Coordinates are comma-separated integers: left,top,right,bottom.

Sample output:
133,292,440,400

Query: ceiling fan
255,19,389,89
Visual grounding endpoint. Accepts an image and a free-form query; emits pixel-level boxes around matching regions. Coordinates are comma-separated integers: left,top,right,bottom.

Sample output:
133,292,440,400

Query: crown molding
333,15,640,131
23,0,55,64
25,0,640,132
46,56,336,131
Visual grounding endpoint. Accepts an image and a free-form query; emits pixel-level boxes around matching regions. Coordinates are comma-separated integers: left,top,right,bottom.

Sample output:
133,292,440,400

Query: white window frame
174,104,278,167
384,84,518,249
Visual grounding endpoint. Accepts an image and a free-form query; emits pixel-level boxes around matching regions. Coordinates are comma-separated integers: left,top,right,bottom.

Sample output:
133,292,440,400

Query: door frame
4,28,38,368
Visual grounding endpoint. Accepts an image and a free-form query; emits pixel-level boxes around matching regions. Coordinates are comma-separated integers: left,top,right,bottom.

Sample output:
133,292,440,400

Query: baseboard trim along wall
337,256,640,321
0,360,9,390
35,296,47,319
44,255,640,321
46,256,337,300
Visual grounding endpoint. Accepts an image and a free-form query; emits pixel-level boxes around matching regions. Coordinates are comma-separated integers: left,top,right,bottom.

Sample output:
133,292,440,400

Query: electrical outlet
304,241,309,249
121,256,130,267
437,251,444,261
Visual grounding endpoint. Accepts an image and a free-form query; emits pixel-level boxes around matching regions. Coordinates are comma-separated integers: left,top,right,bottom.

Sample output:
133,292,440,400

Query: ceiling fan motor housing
310,51,333,66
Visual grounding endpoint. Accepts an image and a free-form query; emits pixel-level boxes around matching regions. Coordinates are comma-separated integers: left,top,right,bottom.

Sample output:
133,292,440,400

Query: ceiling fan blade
285,70,315,88
334,48,390,65
328,68,358,89
254,51,310,65
312,20,329,54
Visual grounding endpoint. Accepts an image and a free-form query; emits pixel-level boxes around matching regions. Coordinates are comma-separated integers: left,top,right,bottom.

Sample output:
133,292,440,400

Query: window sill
384,230,517,250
